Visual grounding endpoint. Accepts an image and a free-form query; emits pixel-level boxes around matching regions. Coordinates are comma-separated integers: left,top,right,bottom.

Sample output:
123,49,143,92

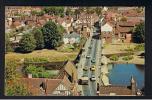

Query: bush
6,81,31,96
18,33,36,53
24,57,49,63
24,65,37,74
109,55,119,61
122,55,134,61
5,33,14,52
24,65,58,78
134,44,144,51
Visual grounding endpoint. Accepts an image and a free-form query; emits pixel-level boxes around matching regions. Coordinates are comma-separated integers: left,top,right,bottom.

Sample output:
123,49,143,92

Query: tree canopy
42,21,62,49
32,28,45,50
43,7,64,17
18,33,36,53
132,22,145,43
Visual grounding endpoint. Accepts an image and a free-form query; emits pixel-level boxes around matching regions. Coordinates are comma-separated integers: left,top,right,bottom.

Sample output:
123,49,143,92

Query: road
77,26,102,96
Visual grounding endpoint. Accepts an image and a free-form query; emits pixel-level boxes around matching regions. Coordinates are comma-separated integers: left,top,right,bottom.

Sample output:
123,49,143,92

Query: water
107,64,144,89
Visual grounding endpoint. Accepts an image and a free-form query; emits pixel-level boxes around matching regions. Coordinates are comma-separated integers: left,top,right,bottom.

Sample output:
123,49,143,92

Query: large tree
132,22,145,43
42,21,62,49
33,28,45,50
18,33,36,53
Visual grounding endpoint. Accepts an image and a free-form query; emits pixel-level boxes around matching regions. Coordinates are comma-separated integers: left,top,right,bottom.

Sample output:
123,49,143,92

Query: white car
86,55,91,58
90,75,96,81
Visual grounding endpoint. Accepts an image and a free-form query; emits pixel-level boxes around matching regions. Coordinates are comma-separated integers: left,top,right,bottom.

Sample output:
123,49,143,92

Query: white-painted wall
101,23,113,32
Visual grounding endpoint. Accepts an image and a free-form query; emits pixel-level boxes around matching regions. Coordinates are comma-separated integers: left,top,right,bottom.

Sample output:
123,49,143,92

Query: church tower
131,76,137,95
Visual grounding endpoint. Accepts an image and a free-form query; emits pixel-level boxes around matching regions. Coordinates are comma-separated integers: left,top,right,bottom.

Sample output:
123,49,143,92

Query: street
77,26,102,96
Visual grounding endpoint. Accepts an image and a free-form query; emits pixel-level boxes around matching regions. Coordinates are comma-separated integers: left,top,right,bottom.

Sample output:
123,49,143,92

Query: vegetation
57,24,66,35
24,65,58,78
17,33,36,53
109,55,119,61
132,22,145,43
57,44,75,52
31,10,45,16
122,55,134,61
43,7,64,17
134,44,144,51
95,7,102,16
66,8,74,16
5,33,13,52
42,21,62,49
5,81,31,96
5,60,19,81
32,28,45,50
24,57,49,63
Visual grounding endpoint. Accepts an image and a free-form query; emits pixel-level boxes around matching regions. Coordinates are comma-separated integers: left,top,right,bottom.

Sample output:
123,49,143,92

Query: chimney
28,73,32,78
131,76,136,95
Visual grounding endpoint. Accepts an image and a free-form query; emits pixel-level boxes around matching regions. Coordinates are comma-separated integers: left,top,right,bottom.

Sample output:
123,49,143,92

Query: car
90,66,95,71
83,66,88,71
88,45,92,49
80,76,89,85
82,48,85,51
91,58,96,63
86,55,91,58
90,75,96,81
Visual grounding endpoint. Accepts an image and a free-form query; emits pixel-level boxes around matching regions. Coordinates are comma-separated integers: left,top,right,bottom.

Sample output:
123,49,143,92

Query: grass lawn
5,49,78,63
102,43,143,54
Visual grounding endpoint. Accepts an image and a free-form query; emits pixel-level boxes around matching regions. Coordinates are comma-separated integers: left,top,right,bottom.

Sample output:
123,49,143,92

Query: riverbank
102,43,144,65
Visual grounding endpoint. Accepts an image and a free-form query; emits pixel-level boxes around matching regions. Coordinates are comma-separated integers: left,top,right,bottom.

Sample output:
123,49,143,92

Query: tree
86,7,95,14
132,22,145,43
66,8,74,16
5,33,13,52
43,7,64,17
57,24,66,34
33,28,44,49
18,33,36,53
5,60,18,81
6,81,31,96
95,7,102,16
42,21,62,49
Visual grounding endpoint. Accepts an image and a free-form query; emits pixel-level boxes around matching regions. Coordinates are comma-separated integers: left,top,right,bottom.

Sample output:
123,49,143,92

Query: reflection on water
107,64,144,89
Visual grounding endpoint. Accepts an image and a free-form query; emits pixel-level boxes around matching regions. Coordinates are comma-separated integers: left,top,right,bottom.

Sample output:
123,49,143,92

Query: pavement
77,26,103,96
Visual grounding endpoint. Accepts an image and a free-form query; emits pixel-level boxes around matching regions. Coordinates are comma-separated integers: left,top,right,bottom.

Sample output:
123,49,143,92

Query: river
107,64,144,89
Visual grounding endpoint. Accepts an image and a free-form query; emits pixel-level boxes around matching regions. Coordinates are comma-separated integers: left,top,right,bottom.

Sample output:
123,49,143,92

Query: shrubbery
134,44,144,51
24,65,58,78
122,55,134,61
24,57,49,63
109,55,119,61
